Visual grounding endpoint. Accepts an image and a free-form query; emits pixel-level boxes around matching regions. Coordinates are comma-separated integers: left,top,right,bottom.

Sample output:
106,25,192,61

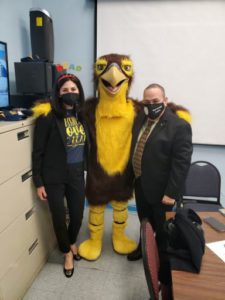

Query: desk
168,212,225,300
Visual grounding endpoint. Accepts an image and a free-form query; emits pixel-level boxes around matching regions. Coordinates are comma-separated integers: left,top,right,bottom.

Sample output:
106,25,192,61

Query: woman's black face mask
144,102,165,120
60,93,80,107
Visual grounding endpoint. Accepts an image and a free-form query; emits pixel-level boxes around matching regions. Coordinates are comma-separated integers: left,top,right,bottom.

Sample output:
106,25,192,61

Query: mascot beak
100,64,128,94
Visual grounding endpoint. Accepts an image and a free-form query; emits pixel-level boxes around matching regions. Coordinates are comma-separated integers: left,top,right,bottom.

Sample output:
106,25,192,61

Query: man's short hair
145,83,165,97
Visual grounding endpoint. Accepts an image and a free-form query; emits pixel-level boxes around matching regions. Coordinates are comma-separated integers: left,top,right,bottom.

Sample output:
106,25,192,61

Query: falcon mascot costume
79,53,191,261
79,54,138,260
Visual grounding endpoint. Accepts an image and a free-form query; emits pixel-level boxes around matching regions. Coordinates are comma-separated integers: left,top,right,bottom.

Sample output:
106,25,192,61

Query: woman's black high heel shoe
63,267,74,278
64,252,74,278
73,253,82,261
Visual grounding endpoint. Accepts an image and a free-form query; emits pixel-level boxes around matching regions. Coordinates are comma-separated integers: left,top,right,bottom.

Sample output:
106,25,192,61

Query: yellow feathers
32,102,51,118
95,99,135,175
176,110,192,124
97,81,130,117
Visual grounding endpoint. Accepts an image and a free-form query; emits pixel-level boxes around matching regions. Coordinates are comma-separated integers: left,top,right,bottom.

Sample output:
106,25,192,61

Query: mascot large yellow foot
79,205,105,261
79,201,136,260
111,201,137,254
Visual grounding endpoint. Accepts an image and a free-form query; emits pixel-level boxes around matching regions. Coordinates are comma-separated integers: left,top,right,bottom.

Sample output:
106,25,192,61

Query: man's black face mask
144,102,165,120
60,93,80,107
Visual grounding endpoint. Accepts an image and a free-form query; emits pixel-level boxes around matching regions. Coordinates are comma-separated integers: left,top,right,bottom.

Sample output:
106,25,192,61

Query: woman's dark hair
51,73,85,120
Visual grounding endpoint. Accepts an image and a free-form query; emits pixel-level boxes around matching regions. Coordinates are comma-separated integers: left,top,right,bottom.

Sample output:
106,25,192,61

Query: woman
32,73,88,278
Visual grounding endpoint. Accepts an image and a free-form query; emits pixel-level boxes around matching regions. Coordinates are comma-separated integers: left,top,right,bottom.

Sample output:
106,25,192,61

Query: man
128,83,193,288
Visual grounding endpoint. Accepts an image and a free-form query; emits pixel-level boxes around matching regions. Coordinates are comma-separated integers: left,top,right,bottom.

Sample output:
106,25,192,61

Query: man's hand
162,195,175,206
37,186,47,201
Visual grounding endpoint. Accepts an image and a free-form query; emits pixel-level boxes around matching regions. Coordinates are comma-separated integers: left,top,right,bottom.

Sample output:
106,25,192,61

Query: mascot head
94,54,134,100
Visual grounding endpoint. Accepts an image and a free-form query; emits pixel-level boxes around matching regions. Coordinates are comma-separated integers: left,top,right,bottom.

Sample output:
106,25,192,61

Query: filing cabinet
0,119,56,300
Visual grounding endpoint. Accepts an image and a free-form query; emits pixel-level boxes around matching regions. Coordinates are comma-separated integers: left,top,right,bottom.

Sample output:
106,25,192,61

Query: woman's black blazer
32,111,89,187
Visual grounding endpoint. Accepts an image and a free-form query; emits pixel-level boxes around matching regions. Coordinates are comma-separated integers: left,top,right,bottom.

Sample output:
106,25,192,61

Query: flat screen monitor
0,41,10,109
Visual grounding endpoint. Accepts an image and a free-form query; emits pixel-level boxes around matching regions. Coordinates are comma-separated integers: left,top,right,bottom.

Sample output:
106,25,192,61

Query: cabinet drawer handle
17,130,29,140
29,239,38,255
25,207,35,220
21,170,32,182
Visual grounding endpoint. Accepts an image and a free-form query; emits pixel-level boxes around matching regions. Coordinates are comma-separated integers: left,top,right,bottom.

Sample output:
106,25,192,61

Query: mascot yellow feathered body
78,54,138,260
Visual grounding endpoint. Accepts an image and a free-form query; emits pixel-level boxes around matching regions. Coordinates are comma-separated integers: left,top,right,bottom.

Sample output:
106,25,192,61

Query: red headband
57,74,76,83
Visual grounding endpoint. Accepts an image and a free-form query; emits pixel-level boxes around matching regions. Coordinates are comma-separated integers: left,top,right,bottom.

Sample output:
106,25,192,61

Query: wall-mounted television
0,41,10,109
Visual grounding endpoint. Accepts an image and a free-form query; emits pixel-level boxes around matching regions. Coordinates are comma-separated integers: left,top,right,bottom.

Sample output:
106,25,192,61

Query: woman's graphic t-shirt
64,111,86,164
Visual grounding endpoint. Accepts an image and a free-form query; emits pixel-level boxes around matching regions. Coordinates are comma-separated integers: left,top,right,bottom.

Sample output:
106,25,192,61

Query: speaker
10,94,40,109
30,8,54,63
14,62,52,95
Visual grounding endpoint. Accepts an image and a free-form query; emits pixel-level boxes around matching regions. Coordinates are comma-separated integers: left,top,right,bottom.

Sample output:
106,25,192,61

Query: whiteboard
97,0,225,145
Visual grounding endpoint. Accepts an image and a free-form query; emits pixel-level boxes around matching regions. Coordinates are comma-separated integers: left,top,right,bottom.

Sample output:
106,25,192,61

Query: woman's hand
162,195,175,206
37,186,47,201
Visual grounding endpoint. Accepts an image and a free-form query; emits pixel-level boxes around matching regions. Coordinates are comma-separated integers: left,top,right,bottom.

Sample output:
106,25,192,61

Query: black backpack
164,208,205,273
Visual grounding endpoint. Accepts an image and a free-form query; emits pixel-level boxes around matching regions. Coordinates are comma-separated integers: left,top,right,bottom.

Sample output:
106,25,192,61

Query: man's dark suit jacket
131,107,193,204
32,111,89,188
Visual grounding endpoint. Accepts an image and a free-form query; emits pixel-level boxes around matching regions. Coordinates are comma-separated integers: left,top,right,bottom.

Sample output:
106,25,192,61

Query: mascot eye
123,65,131,71
121,58,133,76
95,58,108,75
97,64,106,71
